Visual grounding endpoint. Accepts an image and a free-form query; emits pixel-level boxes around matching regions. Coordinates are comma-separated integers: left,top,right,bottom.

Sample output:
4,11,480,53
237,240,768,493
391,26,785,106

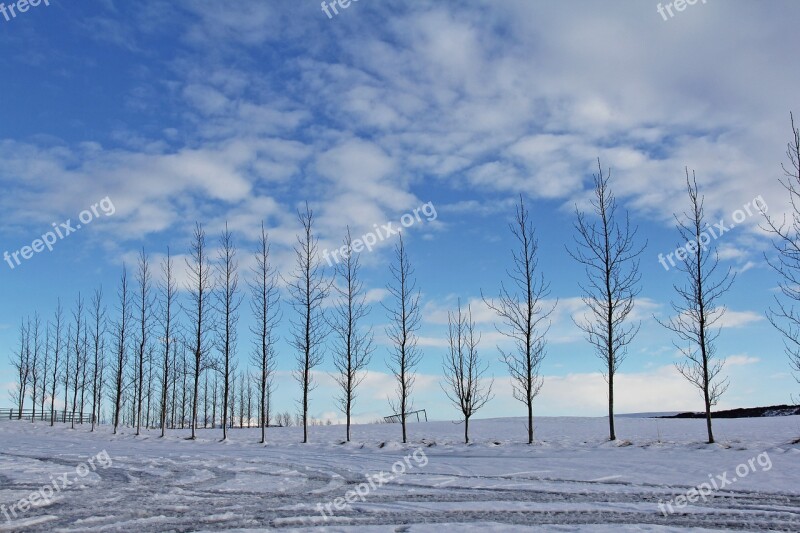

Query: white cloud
716,309,764,329
725,355,761,366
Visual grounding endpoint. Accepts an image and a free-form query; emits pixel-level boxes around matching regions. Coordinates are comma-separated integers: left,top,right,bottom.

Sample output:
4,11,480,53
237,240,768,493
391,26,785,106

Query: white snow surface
0,415,798,532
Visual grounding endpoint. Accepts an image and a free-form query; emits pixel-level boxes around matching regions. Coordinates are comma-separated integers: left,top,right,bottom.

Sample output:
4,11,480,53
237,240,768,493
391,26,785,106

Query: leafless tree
180,341,189,429
229,367,237,429
569,160,645,441
39,323,50,421
285,203,330,443
111,266,131,434
79,324,89,424
186,223,214,440
215,223,241,441
762,113,800,393
442,301,493,444
70,295,85,429
28,313,41,422
134,249,154,435
49,301,63,426
158,249,177,437
384,232,422,444
239,371,246,428
145,345,154,428
11,318,30,419
657,171,733,444
90,288,106,431
249,222,281,443
62,323,72,423
211,374,219,429
483,195,554,444
246,373,254,428
329,227,374,442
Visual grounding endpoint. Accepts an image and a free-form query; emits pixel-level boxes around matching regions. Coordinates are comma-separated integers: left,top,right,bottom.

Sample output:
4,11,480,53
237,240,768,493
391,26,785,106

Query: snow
0,415,798,531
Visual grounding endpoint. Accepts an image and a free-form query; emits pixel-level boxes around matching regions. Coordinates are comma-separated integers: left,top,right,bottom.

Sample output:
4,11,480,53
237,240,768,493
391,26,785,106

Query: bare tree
170,341,179,429
246,373,253,428
249,222,281,444
442,301,493,444
762,113,800,392
49,301,63,426
186,223,213,440
28,314,41,422
62,323,72,423
239,371,246,428
39,322,50,421
211,374,218,429
180,342,189,429
111,266,131,434
215,223,241,441
569,160,645,441
229,367,237,429
70,295,85,429
384,232,422,444
79,324,89,425
158,249,177,437
483,195,554,444
134,249,154,435
285,203,330,443
90,289,106,431
657,171,733,444
330,228,374,442
145,345,154,428
11,318,30,419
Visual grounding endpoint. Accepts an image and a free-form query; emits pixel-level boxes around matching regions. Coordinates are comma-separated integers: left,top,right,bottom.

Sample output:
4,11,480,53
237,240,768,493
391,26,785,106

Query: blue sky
0,0,798,424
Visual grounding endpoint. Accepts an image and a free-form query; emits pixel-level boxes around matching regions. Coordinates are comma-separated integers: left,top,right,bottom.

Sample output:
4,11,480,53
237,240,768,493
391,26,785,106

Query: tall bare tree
28,313,41,422
39,323,50,421
330,228,374,442
249,222,281,444
384,232,422,444
134,249,154,435
49,301,63,426
61,323,72,423
79,324,89,425
286,203,330,443
762,113,800,392
484,195,554,445
657,171,733,444
111,266,131,434
90,288,106,431
442,301,493,444
71,295,85,429
186,223,213,440
569,160,645,441
11,318,30,419
215,223,241,441
158,249,177,437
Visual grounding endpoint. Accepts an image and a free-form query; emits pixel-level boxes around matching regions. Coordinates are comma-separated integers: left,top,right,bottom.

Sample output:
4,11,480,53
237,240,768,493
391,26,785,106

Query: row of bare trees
1,185,728,446
9,115,800,446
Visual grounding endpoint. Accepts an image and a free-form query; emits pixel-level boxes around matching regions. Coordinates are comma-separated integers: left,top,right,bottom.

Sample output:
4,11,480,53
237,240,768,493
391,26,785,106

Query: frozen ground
0,415,798,532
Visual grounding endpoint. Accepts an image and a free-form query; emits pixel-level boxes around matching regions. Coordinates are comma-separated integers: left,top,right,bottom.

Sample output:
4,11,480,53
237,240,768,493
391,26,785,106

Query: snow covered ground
0,415,798,532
